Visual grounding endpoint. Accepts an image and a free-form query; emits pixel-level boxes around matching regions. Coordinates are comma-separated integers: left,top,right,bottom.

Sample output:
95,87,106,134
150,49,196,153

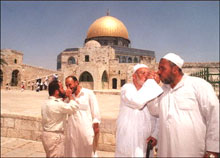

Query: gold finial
107,9,110,16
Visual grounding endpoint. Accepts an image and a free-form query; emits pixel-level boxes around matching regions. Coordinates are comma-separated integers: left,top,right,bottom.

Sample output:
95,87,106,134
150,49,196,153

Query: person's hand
93,123,99,135
65,88,74,100
204,151,219,158
153,72,160,84
146,136,157,147
146,71,160,84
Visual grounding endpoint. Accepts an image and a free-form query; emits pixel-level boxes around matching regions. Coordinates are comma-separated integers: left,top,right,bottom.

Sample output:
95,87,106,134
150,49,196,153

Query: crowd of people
41,53,219,157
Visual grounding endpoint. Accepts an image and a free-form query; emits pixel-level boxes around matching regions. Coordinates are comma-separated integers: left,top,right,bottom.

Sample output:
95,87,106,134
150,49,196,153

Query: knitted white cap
133,64,148,74
162,53,184,68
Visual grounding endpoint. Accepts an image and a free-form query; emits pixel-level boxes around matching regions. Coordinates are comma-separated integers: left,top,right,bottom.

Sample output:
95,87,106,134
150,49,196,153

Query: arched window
112,78,117,89
85,55,90,62
79,71,93,82
121,79,126,87
122,56,126,63
103,40,108,45
11,70,19,86
128,57,132,63
14,59,17,64
68,57,76,64
134,57,138,63
102,71,108,82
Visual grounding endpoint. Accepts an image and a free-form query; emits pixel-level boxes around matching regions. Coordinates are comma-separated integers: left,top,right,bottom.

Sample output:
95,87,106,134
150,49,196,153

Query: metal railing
190,67,220,91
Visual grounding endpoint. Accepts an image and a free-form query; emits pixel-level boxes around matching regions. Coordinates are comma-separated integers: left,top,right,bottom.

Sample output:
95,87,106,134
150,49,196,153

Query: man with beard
115,64,163,157
147,53,219,157
41,80,79,157
64,76,101,157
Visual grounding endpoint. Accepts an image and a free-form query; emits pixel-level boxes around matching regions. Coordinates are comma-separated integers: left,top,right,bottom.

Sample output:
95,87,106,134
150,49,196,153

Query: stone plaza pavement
1,89,120,157
1,137,114,157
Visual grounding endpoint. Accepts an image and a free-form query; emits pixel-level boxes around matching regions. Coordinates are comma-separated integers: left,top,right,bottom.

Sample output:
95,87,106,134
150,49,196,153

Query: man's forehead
159,58,169,65
66,77,73,82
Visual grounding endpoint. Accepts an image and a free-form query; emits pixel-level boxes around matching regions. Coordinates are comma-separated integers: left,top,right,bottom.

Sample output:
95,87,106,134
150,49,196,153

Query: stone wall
1,113,42,141
22,64,59,82
1,113,116,152
22,64,63,90
98,119,116,152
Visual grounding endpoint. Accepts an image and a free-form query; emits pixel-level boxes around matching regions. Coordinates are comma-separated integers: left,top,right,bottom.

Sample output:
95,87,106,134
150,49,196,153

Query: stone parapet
94,90,120,95
183,62,219,68
1,113,116,152
1,113,42,141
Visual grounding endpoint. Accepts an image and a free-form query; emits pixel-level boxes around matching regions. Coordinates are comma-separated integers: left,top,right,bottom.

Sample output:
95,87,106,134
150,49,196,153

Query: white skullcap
162,53,184,68
133,64,148,74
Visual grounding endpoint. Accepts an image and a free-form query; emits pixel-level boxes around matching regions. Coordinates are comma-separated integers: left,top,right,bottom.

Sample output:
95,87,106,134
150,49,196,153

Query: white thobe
41,96,79,157
65,88,101,157
115,79,163,157
148,75,219,157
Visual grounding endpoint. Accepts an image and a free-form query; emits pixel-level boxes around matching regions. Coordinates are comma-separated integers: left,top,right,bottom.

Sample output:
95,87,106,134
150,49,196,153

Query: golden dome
86,15,129,40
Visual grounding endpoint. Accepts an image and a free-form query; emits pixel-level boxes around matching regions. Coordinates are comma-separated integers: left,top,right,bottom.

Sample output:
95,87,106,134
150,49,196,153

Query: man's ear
54,89,59,96
132,73,137,79
76,81,79,85
132,73,137,83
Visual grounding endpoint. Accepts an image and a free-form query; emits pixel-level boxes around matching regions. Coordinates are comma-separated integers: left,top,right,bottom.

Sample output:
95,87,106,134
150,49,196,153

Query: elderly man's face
158,59,175,84
65,78,78,94
134,67,149,86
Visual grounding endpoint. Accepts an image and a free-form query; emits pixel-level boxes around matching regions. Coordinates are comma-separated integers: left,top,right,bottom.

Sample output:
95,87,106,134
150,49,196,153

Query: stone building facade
1,49,23,88
0,49,62,90
57,41,156,90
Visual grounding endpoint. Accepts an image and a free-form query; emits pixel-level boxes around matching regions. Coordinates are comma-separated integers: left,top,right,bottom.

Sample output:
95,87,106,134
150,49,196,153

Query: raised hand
65,88,74,100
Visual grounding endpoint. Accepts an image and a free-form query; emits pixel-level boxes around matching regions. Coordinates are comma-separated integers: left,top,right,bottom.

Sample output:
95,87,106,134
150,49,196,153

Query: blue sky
1,1,219,70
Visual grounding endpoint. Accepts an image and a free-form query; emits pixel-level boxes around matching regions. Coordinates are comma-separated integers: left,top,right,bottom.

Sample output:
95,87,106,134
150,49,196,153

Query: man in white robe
115,64,163,157
148,53,219,157
65,76,101,157
41,80,79,157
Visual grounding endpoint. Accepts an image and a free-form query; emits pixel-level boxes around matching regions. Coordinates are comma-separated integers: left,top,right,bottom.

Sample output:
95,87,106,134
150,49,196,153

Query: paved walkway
1,89,120,119
1,137,115,157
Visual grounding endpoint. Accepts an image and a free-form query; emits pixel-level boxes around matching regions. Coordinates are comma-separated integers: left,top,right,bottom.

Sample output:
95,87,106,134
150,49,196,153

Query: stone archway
11,70,19,86
79,71,94,89
68,57,76,65
128,57,132,63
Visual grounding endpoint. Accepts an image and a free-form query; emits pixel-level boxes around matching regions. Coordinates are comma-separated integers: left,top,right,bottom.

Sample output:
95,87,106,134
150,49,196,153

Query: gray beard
161,74,174,85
